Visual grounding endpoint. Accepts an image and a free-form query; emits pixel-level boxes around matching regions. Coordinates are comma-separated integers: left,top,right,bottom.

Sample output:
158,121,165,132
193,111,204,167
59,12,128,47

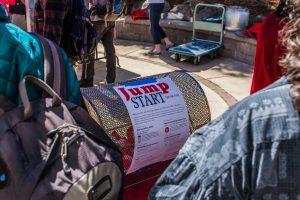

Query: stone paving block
208,76,251,101
201,84,228,119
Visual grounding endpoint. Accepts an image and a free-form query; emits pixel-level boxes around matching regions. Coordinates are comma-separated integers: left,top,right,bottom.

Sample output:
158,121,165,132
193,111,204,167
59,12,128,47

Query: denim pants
149,3,167,44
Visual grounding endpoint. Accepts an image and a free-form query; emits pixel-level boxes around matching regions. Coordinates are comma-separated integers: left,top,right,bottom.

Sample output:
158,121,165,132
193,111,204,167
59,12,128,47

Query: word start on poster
118,83,170,109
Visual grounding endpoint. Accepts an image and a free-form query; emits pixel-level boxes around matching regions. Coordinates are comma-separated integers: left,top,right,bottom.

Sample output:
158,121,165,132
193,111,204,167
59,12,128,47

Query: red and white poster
114,77,190,174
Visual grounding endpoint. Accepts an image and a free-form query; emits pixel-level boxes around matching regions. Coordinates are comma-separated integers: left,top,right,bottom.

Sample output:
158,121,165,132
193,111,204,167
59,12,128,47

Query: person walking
147,0,173,55
79,0,121,87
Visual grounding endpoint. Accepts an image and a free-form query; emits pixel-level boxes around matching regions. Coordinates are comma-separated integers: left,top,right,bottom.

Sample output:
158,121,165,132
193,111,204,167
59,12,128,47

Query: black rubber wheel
215,49,221,58
175,54,180,62
210,51,216,59
193,57,200,65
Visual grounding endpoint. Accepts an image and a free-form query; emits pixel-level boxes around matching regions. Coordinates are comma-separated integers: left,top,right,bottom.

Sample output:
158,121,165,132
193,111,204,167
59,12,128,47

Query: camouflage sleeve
149,143,251,199
149,153,200,200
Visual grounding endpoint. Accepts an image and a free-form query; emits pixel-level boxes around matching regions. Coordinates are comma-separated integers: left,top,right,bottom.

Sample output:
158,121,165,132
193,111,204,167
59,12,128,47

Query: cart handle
192,3,226,45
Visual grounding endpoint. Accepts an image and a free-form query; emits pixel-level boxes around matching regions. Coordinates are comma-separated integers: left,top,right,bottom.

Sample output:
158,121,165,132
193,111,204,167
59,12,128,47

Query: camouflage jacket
149,78,300,200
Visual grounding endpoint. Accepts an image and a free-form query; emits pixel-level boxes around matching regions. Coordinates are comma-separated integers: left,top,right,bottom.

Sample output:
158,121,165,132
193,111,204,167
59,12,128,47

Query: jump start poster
114,77,190,174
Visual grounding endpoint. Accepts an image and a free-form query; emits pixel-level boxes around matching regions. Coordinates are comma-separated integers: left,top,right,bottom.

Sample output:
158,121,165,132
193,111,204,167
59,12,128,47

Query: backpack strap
0,95,15,117
34,34,67,99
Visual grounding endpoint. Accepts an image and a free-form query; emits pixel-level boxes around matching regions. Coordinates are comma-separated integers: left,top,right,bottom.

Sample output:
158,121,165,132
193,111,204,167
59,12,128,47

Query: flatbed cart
168,3,225,65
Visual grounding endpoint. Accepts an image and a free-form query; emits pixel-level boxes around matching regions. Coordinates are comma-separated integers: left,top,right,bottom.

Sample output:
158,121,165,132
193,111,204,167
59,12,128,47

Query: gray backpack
0,37,124,200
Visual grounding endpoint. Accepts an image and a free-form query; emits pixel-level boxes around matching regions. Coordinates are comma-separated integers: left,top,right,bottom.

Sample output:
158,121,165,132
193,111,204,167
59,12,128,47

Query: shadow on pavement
112,40,252,79
76,60,141,85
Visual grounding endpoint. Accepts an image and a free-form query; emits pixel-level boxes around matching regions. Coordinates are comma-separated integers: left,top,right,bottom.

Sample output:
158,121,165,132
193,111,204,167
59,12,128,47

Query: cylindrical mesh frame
81,71,211,170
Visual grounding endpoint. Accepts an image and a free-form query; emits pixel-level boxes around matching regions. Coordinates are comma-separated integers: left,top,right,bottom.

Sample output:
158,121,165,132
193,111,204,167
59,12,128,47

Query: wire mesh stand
94,46,121,68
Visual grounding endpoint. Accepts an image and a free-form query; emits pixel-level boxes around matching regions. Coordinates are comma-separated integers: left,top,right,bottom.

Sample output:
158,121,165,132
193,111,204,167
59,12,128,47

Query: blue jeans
149,3,167,45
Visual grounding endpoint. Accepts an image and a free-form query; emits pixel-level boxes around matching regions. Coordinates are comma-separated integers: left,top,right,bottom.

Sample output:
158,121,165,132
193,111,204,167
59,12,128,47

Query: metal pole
24,0,32,32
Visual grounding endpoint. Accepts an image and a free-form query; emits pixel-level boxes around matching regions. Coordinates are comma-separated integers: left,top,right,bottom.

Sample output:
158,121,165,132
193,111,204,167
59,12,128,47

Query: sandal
147,50,162,55
166,43,175,51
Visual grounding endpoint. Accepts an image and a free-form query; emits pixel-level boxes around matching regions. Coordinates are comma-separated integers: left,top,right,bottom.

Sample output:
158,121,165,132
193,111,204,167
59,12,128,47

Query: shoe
97,79,116,86
79,79,94,88
166,43,175,51
147,50,162,55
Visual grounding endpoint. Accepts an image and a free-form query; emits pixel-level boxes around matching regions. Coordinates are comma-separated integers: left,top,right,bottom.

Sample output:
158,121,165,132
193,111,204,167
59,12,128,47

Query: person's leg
101,22,116,84
154,4,173,47
157,17,173,46
158,17,173,47
80,21,106,87
156,4,166,40
164,37,173,47
149,4,163,53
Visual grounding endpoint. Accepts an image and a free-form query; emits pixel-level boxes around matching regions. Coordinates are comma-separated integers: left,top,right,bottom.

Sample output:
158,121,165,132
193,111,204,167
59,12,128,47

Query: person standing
80,20,117,87
34,0,98,63
250,0,287,94
79,0,120,87
147,0,173,55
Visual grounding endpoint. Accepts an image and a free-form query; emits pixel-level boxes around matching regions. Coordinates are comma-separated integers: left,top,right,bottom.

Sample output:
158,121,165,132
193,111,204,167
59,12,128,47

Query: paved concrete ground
77,39,253,119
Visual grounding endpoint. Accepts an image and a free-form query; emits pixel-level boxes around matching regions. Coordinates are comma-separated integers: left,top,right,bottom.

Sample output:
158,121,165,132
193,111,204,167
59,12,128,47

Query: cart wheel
175,54,181,62
215,50,221,58
210,50,221,59
210,52,216,59
193,57,200,65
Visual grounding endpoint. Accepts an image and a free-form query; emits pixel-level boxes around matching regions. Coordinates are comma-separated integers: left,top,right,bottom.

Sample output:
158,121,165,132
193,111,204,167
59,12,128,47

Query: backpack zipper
61,136,71,174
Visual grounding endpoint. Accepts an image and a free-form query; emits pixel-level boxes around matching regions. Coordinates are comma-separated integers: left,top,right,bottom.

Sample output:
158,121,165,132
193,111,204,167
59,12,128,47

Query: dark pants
81,21,116,84
149,3,167,45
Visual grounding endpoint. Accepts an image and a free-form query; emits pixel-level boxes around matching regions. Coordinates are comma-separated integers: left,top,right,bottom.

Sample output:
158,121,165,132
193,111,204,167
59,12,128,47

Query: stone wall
115,17,256,65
